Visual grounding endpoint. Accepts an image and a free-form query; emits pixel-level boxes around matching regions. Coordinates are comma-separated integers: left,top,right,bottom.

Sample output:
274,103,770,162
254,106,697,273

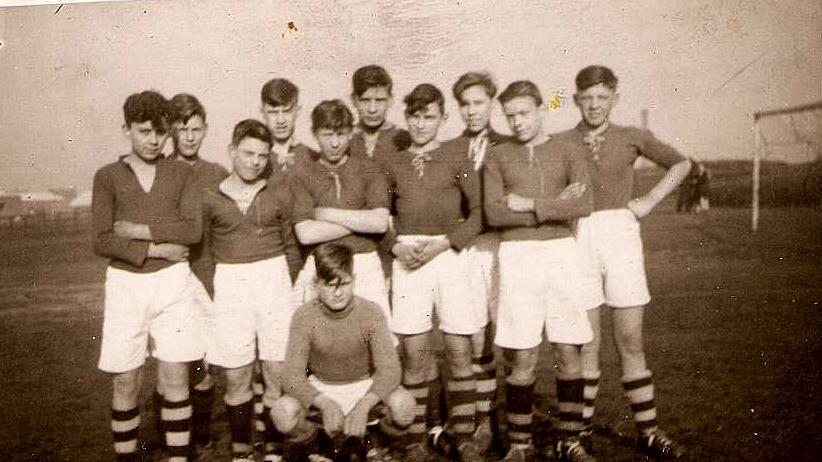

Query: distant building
69,191,93,209
0,191,72,217
49,187,78,202
0,195,25,218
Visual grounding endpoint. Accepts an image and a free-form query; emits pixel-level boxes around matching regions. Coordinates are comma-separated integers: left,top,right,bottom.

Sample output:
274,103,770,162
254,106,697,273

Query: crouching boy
273,243,414,460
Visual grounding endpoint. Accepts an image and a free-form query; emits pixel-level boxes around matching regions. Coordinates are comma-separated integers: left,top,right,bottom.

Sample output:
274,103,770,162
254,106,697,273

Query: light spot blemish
547,89,565,111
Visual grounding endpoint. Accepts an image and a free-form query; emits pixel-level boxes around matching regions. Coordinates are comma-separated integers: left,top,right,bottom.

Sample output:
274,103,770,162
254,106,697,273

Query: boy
484,81,597,462
93,90,203,461
260,78,317,173
273,243,415,461
554,65,690,459
200,119,302,462
290,99,392,324
257,77,316,454
448,71,510,452
148,93,227,451
168,93,228,194
349,65,405,163
348,64,407,296
385,83,485,462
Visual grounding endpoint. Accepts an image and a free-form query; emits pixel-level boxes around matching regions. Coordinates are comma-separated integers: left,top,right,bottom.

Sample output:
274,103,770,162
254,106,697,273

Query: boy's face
573,83,618,128
229,136,270,182
406,102,443,147
458,85,492,134
316,275,354,312
172,115,207,159
123,120,168,162
314,127,353,165
261,103,299,143
352,86,392,129
502,96,542,143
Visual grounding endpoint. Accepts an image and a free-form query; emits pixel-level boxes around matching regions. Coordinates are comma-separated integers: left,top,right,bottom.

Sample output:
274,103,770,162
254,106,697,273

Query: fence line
0,209,91,237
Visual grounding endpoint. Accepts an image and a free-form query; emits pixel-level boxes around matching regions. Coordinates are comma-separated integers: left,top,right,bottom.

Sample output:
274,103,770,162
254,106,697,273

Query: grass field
1,205,820,461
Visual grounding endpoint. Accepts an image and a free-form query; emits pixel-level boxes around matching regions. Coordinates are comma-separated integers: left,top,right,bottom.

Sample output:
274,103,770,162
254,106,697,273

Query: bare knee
403,356,428,384
112,369,142,409
158,361,189,401
553,344,583,379
261,360,284,406
271,395,305,435
611,306,646,359
470,326,486,355
224,365,254,405
401,334,431,384
504,348,537,385
444,334,473,378
386,387,416,429
613,328,644,358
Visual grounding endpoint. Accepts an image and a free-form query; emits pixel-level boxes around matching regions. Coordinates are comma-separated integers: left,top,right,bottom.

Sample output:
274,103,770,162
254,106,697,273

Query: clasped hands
392,237,450,270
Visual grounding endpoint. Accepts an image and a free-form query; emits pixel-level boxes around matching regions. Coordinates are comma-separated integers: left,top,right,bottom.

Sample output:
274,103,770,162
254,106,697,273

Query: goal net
751,100,822,230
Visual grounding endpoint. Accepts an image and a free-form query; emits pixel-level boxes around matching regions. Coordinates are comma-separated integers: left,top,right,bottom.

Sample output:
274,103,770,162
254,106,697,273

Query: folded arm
483,159,537,228
533,159,594,222
147,171,203,245
313,207,389,234
91,169,149,266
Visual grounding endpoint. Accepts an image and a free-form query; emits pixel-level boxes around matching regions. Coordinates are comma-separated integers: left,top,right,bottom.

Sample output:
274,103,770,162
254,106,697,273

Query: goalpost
751,100,822,231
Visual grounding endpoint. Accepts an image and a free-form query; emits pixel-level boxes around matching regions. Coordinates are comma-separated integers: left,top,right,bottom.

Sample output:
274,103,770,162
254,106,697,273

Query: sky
0,0,820,191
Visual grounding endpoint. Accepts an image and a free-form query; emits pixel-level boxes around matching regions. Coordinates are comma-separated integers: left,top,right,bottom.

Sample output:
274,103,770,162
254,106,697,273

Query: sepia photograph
1,0,820,461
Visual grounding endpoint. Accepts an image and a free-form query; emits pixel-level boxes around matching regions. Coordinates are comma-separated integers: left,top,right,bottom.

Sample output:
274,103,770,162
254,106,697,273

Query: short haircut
453,72,497,102
231,119,271,147
498,80,543,107
170,93,206,124
352,65,393,97
261,78,299,108
314,243,354,283
403,84,444,116
311,99,354,132
123,90,170,129
575,65,618,91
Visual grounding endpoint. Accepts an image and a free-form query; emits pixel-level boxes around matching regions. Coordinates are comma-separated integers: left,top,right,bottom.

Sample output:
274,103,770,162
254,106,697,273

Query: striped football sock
582,370,601,431
226,398,254,454
253,369,267,440
505,379,535,447
472,352,497,424
446,375,477,442
404,380,429,442
556,378,586,439
162,397,192,461
191,387,214,445
111,407,140,461
622,371,658,436
426,374,447,428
